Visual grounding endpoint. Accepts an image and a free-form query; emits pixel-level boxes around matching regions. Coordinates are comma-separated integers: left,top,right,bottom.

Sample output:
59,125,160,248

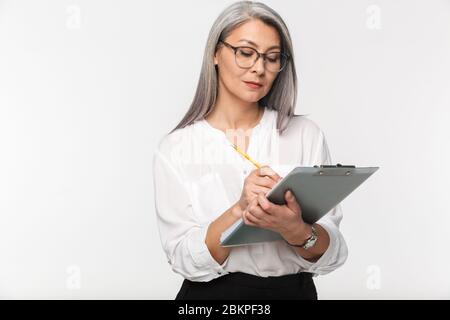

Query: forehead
226,19,280,49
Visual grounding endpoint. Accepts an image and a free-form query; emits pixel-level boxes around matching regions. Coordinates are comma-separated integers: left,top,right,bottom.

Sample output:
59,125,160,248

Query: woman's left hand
242,190,310,242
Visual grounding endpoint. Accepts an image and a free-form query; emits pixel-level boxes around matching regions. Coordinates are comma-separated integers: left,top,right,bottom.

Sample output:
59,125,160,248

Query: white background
1,0,449,299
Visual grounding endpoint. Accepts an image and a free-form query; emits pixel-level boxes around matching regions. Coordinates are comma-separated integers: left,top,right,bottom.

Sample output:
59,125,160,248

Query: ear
214,52,218,66
214,44,221,66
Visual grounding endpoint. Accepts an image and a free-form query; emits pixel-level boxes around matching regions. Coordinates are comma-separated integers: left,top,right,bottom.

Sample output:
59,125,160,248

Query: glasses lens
265,52,283,72
235,47,288,72
235,47,257,68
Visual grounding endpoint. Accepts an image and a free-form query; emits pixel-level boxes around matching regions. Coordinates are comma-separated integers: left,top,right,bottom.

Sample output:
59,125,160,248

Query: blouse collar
200,107,271,138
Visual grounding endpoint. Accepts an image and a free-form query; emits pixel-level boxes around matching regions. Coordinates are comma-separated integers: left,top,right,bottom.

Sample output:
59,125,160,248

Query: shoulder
154,123,192,162
282,114,324,142
154,120,206,167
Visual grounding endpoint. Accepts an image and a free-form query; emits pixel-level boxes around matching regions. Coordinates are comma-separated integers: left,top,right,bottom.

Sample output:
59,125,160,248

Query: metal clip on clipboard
313,163,356,176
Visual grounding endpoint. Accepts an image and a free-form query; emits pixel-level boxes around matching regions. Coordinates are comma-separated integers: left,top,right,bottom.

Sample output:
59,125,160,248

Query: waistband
187,272,313,289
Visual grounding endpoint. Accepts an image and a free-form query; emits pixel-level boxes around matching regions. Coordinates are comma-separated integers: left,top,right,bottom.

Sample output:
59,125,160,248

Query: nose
250,55,265,75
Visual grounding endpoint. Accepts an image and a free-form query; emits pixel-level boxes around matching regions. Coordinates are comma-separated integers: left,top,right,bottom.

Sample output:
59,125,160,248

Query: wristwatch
285,225,318,250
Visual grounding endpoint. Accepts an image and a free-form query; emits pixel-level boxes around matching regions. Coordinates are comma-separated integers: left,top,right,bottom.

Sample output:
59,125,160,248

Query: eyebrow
237,39,281,51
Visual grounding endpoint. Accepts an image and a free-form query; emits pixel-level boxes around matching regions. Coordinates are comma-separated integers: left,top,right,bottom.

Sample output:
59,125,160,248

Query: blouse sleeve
152,145,228,282
293,129,349,277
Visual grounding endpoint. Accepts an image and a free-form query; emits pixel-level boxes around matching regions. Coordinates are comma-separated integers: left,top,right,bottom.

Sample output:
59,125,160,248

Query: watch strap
285,225,318,250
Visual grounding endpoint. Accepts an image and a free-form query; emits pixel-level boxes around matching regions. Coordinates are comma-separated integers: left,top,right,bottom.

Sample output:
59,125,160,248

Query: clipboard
220,164,379,247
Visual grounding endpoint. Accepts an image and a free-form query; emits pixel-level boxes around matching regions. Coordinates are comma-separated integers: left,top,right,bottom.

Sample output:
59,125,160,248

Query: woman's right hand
236,165,282,213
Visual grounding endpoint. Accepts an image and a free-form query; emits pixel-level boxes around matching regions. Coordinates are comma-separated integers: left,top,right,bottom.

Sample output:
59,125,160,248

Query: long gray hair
171,1,301,135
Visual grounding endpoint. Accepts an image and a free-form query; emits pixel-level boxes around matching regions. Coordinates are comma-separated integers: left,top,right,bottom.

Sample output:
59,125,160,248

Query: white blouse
152,108,348,282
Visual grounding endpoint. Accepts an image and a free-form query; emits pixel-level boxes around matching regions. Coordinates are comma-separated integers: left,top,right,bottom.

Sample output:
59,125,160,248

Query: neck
206,86,263,132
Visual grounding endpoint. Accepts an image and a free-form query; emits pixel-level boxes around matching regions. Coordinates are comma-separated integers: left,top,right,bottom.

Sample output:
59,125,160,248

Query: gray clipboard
220,164,379,247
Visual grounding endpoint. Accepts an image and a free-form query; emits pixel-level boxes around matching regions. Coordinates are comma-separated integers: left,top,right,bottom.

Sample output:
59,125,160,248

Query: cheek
265,75,278,89
260,78,276,96
220,63,246,89
222,60,246,81
218,60,278,99
263,75,279,94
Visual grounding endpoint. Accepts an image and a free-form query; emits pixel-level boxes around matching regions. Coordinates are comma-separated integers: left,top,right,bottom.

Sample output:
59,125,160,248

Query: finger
249,167,281,184
242,210,257,226
248,201,271,220
249,186,272,197
253,176,278,189
257,192,281,216
285,190,301,214
245,209,263,225
258,166,282,182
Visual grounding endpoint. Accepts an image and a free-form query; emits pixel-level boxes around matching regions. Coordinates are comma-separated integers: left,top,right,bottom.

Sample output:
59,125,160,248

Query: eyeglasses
219,40,289,73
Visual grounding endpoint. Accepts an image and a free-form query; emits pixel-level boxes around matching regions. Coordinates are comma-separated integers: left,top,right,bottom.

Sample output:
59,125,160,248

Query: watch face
303,238,316,249
303,226,318,249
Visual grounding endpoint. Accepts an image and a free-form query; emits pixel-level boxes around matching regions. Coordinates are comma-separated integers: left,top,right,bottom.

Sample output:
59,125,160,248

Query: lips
243,81,263,88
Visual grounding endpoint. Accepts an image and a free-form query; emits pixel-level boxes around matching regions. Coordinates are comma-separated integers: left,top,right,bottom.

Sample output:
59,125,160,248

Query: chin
246,95,264,103
238,92,263,103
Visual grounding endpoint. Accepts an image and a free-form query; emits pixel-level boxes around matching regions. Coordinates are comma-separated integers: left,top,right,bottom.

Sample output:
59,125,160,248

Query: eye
238,48,255,57
266,53,281,63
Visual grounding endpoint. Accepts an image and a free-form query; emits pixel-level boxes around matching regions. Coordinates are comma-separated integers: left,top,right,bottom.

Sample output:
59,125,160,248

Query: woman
153,1,348,300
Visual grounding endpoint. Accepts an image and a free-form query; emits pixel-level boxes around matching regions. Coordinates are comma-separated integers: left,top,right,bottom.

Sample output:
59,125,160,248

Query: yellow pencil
230,143,262,169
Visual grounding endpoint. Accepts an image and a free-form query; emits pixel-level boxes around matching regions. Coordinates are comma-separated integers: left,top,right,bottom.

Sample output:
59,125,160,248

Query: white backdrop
1,0,449,299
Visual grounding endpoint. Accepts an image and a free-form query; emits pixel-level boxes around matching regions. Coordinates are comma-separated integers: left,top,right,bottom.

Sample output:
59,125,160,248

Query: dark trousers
175,272,317,300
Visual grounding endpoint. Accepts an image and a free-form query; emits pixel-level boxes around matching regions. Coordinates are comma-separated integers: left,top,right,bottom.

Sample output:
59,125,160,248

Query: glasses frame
219,40,289,73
